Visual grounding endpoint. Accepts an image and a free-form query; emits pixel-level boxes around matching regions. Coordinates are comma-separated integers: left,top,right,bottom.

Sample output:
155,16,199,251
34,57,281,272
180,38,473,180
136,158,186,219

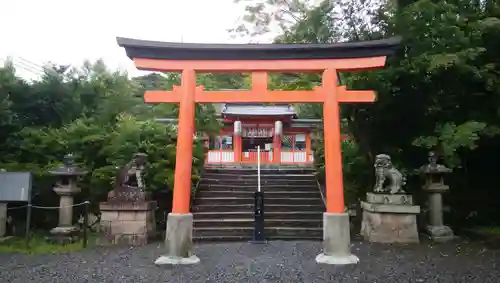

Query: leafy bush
0,61,216,227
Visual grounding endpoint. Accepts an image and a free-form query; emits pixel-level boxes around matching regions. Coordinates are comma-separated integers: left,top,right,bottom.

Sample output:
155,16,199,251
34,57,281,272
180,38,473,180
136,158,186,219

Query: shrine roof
116,37,401,61
221,103,296,117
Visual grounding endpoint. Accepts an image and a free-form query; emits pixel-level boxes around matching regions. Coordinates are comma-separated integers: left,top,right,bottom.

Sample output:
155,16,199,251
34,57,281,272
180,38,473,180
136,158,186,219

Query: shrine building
205,103,321,165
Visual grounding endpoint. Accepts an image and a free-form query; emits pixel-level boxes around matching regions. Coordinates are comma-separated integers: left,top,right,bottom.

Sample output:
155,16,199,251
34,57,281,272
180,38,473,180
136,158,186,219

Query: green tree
234,0,500,225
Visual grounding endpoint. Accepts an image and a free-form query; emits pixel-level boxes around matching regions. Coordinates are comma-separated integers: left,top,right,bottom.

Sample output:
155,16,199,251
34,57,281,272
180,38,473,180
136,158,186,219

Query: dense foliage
2,0,499,232
0,61,219,228
235,0,500,228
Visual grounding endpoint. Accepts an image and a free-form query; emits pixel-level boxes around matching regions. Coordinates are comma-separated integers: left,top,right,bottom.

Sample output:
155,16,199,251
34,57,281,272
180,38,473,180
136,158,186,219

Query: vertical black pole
25,204,32,249
252,191,266,243
82,201,89,248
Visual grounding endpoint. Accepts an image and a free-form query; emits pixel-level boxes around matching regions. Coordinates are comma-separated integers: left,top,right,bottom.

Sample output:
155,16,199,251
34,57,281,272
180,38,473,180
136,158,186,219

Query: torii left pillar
155,69,200,265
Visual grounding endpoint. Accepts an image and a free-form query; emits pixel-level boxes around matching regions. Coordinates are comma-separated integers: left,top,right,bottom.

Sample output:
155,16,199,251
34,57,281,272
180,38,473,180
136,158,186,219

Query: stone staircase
191,166,325,241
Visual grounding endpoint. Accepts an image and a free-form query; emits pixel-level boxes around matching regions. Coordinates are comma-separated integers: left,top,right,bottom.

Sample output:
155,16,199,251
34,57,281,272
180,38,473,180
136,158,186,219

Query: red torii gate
117,37,400,265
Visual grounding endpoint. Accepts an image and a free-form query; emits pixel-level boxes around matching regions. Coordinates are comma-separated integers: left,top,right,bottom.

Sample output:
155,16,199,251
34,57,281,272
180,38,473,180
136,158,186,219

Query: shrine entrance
117,36,400,265
241,136,273,163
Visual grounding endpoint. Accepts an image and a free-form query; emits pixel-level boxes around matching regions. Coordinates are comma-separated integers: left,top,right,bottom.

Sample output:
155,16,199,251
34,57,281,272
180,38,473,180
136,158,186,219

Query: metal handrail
316,178,327,207
190,155,205,208
190,177,202,209
257,145,261,192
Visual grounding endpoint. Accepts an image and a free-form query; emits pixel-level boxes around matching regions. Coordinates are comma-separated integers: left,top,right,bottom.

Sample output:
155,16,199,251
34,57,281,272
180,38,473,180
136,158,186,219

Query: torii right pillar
316,70,359,264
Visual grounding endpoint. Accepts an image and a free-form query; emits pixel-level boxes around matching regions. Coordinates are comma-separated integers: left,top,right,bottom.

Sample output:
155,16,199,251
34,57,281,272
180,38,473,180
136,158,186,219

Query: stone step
192,204,325,212
193,234,322,241
193,211,324,220
195,197,323,206
201,173,317,181
197,184,319,191
197,190,321,198
193,226,323,239
193,218,322,228
193,235,250,242
201,178,315,185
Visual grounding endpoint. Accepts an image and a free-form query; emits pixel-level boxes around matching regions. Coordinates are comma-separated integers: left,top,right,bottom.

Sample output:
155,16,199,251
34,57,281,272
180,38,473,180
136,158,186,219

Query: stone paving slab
0,240,498,283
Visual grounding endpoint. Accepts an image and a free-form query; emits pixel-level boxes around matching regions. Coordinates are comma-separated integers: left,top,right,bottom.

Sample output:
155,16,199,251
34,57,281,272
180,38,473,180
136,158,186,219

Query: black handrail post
251,145,266,244
252,191,266,243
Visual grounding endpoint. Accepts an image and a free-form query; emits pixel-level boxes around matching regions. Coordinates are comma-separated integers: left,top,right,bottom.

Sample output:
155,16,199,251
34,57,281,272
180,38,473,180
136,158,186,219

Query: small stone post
48,154,87,243
0,203,6,238
419,151,455,242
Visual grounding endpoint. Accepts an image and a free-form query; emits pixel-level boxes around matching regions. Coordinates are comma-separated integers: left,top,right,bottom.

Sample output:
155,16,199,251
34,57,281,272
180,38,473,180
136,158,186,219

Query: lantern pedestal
423,186,455,242
46,154,87,244
48,186,81,244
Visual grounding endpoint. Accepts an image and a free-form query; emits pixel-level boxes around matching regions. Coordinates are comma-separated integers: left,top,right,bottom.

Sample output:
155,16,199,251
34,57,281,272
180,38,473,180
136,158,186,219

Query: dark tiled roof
116,37,401,61
221,104,296,117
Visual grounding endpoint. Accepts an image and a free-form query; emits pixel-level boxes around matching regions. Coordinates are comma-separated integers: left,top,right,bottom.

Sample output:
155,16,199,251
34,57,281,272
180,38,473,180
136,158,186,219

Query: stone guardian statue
373,154,406,194
100,152,157,245
360,153,420,243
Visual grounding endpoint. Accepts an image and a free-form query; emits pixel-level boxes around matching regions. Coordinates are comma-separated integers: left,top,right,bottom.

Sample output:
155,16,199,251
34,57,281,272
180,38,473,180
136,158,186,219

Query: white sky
0,0,266,79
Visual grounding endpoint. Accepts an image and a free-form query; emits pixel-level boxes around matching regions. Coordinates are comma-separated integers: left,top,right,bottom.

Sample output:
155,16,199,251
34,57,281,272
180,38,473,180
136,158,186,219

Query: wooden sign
243,128,272,138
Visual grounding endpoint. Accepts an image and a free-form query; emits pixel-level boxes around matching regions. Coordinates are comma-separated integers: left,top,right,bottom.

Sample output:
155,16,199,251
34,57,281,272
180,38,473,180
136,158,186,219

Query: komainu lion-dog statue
373,154,406,194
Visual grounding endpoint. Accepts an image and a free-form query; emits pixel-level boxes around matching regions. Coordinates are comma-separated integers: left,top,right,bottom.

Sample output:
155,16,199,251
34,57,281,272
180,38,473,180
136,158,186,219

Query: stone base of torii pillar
154,213,200,265
316,212,359,265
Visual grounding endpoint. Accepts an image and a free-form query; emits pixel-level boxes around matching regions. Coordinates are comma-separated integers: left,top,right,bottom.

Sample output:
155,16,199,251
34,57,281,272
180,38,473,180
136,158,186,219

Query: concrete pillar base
155,255,200,265
316,212,359,265
155,213,199,265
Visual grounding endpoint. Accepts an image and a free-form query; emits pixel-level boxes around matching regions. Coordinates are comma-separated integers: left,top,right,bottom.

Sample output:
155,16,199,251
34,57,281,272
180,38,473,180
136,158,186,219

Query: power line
12,63,44,79
19,56,62,77
13,61,44,75
16,57,46,73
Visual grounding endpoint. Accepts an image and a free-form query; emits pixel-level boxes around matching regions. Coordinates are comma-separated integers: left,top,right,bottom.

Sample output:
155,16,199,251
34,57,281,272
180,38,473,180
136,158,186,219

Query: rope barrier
3,201,91,250
6,205,28,210
7,201,90,210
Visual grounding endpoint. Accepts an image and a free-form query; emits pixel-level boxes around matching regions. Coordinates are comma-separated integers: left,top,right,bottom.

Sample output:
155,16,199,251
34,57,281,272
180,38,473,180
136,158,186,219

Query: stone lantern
419,151,455,242
48,154,87,242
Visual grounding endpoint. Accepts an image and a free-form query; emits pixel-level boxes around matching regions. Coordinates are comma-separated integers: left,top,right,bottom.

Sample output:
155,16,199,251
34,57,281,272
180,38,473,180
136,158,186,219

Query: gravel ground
0,240,498,283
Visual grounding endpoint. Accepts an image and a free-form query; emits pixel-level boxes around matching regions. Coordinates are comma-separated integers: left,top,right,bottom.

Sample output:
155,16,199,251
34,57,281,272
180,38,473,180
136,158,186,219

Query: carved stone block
361,193,420,243
99,200,157,246
366,192,413,205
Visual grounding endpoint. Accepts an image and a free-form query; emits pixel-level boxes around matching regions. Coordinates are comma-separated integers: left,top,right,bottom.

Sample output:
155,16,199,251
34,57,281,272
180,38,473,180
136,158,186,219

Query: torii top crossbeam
117,37,399,70
117,36,400,215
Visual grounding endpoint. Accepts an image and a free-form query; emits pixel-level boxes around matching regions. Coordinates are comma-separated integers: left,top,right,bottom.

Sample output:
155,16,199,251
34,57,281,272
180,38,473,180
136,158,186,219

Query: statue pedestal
361,193,420,243
99,190,157,246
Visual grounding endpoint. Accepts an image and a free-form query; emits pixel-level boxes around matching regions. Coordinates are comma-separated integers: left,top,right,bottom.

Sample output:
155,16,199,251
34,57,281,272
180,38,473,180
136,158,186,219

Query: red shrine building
204,103,321,165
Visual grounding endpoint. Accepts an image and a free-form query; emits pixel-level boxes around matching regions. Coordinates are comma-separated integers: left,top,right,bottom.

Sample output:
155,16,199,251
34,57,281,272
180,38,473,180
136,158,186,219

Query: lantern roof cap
49,154,87,176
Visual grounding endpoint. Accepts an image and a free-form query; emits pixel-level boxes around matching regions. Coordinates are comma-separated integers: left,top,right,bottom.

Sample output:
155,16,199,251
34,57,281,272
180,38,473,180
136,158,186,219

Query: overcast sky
0,0,261,79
